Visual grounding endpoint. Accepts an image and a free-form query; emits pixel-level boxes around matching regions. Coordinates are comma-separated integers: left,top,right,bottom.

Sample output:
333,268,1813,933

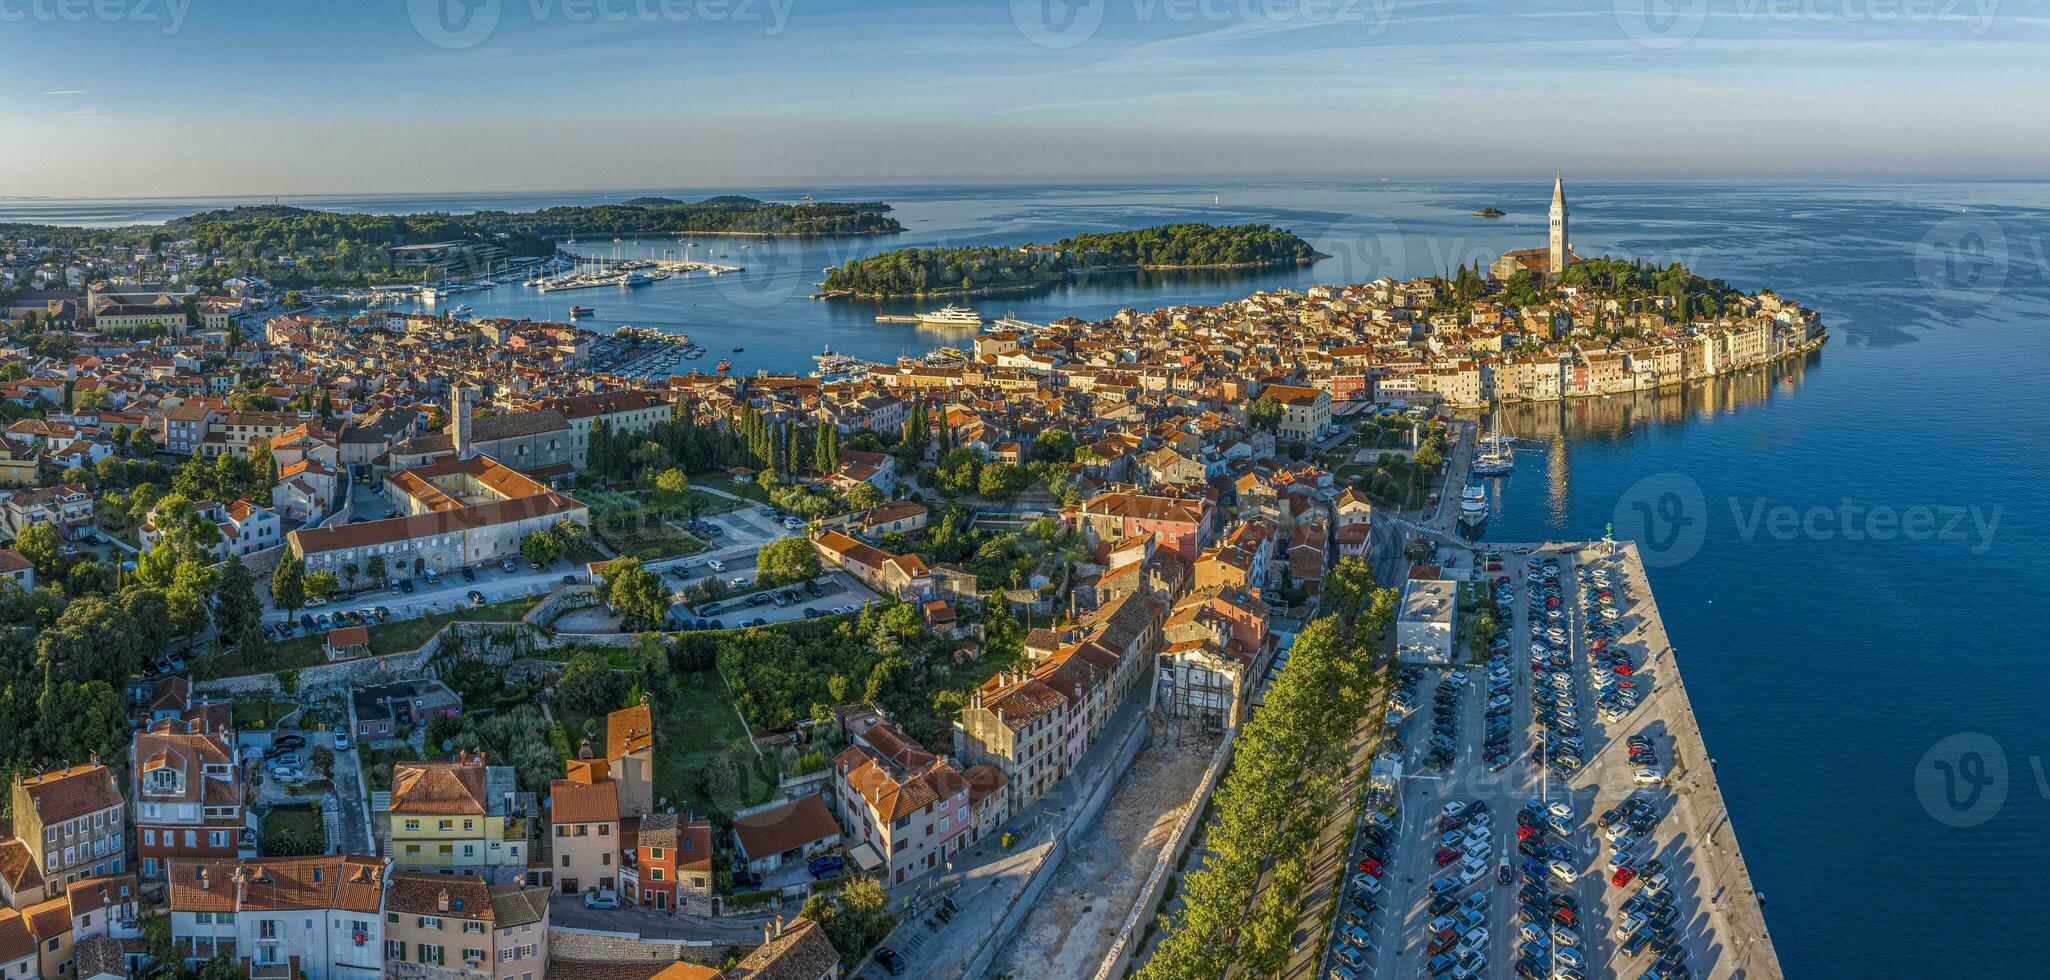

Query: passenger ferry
917,304,985,327
1458,484,1489,524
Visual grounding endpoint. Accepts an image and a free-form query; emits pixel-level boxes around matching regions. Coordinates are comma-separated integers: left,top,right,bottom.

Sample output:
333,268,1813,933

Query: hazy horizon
2,0,2044,198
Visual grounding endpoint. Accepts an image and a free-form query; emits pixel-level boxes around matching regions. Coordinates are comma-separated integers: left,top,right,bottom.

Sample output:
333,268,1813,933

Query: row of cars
1327,805,1399,979
1508,797,1590,980
1578,560,1650,734
1525,556,1587,781
1419,800,1496,979
1600,793,1695,978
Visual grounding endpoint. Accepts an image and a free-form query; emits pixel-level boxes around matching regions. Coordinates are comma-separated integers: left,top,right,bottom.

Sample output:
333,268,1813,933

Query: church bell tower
1548,171,1569,281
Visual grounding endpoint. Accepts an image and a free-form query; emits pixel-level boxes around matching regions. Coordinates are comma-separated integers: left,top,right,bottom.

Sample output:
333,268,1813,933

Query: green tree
553,653,626,717
12,522,67,581
654,467,690,496
601,557,671,632
755,536,822,588
214,558,265,639
37,596,144,685
271,557,306,614
521,529,564,566
303,571,339,602
1248,394,1283,432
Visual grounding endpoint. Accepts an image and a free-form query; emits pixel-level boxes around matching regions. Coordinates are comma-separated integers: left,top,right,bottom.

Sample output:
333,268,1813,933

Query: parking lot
1326,545,1733,980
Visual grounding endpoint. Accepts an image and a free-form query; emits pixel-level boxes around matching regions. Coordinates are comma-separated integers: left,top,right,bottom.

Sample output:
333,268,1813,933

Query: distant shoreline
833,256,1324,300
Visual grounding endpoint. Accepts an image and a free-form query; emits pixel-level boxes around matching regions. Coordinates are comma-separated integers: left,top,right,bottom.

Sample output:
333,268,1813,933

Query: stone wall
195,585,627,699
958,711,1152,980
1093,728,1236,980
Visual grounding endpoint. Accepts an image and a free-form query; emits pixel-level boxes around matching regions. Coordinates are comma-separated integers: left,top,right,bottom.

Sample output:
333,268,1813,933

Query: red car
1427,930,1459,955
1611,867,1636,887
1590,639,1607,650
1434,847,1460,866
1357,857,1383,875
1616,679,1638,689
1516,824,1537,841
1614,664,1635,676
1546,596,1560,606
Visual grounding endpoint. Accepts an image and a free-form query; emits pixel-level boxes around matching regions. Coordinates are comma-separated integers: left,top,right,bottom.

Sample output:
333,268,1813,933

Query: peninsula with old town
0,176,1798,980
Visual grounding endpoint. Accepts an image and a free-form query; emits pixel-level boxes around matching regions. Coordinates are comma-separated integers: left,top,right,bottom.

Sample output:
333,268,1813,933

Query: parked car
582,889,620,910
468,590,486,606
873,948,907,976
807,855,845,877
707,559,728,573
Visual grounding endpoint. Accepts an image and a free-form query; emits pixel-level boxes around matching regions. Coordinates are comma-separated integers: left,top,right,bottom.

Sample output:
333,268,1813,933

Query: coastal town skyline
0,5,2042,980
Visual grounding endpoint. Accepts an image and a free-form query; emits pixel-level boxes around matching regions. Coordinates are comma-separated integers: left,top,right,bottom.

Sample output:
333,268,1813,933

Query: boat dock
875,314,923,324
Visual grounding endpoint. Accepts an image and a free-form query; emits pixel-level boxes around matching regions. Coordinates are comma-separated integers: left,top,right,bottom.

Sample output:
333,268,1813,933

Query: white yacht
917,304,984,327
1472,434,1515,476
1459,484,1488,521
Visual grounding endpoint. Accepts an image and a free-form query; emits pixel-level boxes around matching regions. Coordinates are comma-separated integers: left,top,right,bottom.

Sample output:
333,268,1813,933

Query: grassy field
198,598,538,681
232,699,296,731
260,804,324,856
595,518,706,561
695,473,773,506
652,672,776,818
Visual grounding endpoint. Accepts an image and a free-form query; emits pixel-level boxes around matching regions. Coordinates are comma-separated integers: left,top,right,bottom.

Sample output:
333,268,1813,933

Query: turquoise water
12,181,2049,975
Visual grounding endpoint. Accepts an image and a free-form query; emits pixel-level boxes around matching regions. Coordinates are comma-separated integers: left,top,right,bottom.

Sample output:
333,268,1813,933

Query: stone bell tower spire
1548,171,1569,281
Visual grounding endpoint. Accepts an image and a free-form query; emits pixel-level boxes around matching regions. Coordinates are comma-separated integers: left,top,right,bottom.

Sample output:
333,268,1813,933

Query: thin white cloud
44,89,85,96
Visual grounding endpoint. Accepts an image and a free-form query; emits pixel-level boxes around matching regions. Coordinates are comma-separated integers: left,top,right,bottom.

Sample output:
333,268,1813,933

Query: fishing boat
732,346,744,353
715,358,732,373
568,305,594,318
447,304,473,317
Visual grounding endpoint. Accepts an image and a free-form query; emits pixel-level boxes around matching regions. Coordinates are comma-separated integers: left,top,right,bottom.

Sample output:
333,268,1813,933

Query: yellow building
385,754,529,878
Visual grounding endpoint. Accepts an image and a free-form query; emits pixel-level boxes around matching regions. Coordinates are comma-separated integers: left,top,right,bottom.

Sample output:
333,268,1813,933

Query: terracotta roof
0,909,33,965
390,757,488,816
729,916,840,980
325,625,370,649
385,871,493,919
548,776,619,826
0,840,43,893
605,703,654,759
166,856,384,914
488,883,549,929
731,795,840,861
16,764,121,824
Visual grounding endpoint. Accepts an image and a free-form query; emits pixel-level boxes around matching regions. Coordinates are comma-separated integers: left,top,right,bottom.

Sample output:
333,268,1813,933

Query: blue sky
0,0,2044,196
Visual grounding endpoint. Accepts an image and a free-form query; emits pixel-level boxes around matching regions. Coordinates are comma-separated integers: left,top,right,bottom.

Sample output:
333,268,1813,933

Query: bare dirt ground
991,731,1218,980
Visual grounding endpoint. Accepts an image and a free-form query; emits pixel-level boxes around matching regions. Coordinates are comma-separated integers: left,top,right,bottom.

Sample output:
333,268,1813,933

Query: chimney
774,915,786,939
762,922,774,945
199,867,210,890
437,890,451,913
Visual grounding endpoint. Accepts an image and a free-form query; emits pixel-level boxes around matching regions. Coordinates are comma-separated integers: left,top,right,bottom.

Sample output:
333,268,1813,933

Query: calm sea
9,181,2049,976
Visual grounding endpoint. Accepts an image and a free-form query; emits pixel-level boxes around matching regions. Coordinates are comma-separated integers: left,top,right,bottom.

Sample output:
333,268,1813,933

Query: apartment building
167,856,388,980
8,765,124,894
832,720,972,887
381,871,548,980
1262,383,1331,442
133,717,244,880
384,755,529,879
